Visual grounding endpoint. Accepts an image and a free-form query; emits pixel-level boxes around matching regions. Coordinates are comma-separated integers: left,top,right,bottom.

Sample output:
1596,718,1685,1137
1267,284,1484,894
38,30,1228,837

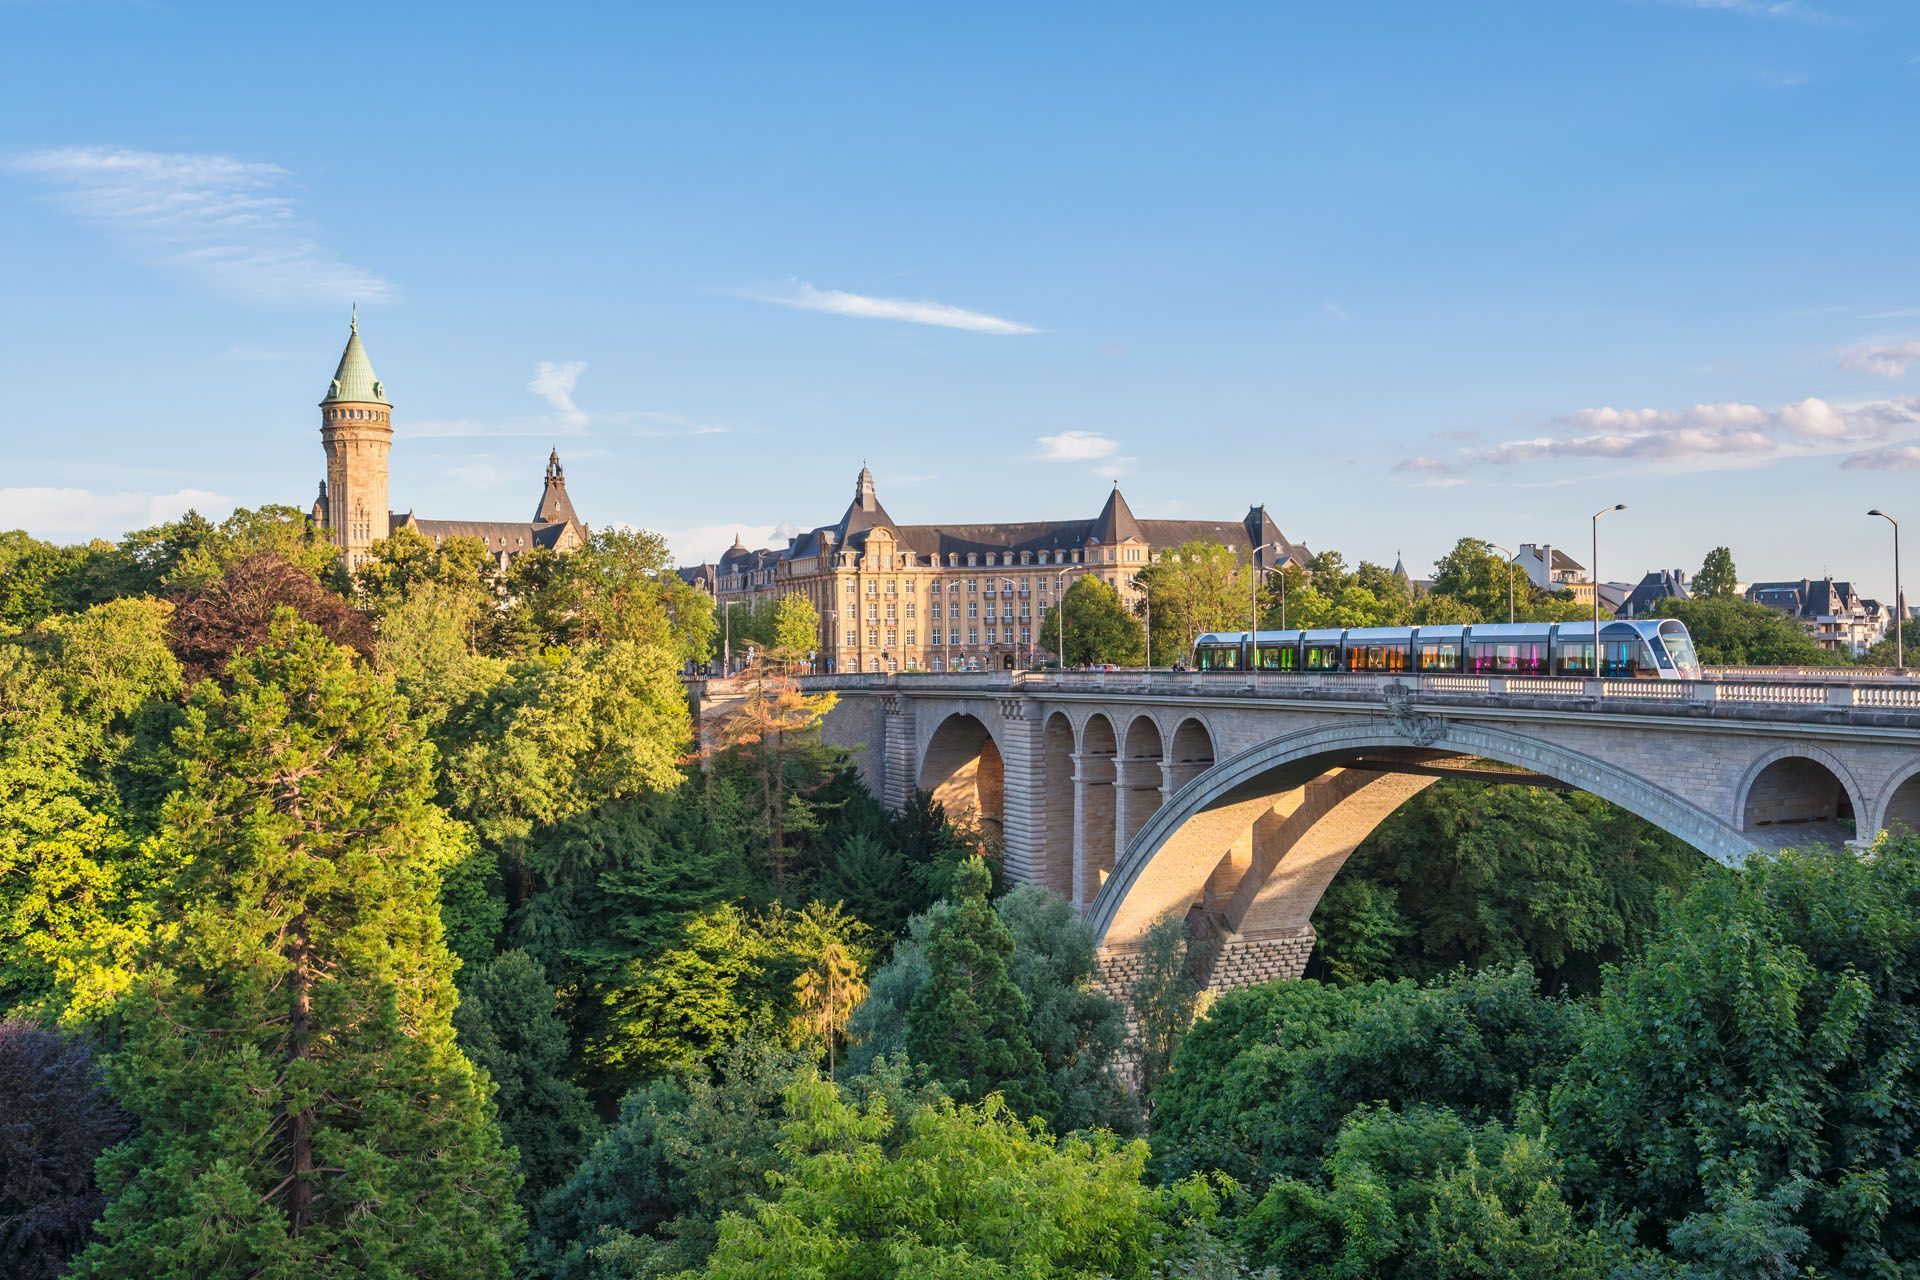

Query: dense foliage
1311,778,1709,993
4,511,1914,1278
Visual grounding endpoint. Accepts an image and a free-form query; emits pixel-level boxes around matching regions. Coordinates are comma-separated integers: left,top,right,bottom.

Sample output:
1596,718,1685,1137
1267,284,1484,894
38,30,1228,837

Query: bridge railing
772,668,1920,712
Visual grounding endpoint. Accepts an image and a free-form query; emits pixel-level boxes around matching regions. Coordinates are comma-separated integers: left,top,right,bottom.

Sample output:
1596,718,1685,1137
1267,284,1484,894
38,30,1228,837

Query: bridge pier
1072,748,1117,907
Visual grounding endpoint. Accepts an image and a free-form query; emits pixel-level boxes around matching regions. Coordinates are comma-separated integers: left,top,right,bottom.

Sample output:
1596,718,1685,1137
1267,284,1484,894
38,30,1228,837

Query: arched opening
1075,714,1119,907
1040,711,1076,897
1884,768,1920,837
1090,722,1753,969
919,713,1005,838
1741,754,1855,847
1118,716,1166,851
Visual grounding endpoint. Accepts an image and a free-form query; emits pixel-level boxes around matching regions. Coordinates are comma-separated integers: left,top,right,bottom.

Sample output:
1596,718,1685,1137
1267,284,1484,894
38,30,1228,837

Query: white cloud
403,364,735,440
10,146,390,304
1842,445,1920,471
1641,0,1832,21
1032,430,1121,462
744,280,1038,335
1842,339,1920,378
1322,300,1351,321
660,521,805,565
0,486,232,538
1403,395,1920,475
529,360,588,427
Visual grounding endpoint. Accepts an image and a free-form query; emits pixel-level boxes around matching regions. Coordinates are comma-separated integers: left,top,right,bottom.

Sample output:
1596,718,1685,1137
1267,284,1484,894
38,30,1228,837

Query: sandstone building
309,314,588,571
684,465,1310,673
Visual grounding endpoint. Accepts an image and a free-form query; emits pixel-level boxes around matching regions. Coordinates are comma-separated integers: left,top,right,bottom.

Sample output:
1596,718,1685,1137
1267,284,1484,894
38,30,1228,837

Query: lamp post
1870,508,1903,671
1134,575,1153,671
1484,541,1517,624
1251,541,1290,661
720,598,742,676
1591,504,1626,675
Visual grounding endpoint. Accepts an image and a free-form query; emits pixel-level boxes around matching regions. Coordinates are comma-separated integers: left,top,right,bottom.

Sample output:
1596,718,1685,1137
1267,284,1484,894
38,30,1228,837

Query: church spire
534,449,582,529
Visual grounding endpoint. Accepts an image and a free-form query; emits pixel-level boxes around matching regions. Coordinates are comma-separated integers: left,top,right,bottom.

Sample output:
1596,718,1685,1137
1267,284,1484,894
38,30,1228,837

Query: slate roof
716,466,1311,576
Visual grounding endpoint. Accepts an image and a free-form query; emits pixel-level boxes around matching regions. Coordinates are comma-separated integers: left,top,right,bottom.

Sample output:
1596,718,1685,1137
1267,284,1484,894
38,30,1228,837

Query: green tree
997,886,1136,1135
437,639,691,901
355,526,499,617
453,949,600,1206
1129,916,1205,1104
545,527,717,667
771,592,821,667
72,612,522,1278
693,1075,1183,1280
1149,967,1583,1192
1136,540,1247,660
1234,1105,1631,1279
1654,595,1833,666
0,597,184,1021
1053,575,1144,666
707,658,839,887
906,857,1051,1119
1550,838,1920,1274
1311,780,1709,993
1696,545,1738,598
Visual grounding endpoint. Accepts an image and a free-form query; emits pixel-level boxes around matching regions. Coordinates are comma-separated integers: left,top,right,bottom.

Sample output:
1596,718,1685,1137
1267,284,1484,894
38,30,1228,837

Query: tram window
1304,645,1341,671
1346,643,1409,672
1600,640,1652,678
1467,641,1549,675
1197,645,1241,672
1417,642,1461,672
1554,642,1595,676
1255,644,1297,671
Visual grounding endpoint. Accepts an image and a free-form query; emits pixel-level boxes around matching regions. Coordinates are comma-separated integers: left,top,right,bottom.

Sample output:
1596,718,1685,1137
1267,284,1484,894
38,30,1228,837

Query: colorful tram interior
1191,620,1702,681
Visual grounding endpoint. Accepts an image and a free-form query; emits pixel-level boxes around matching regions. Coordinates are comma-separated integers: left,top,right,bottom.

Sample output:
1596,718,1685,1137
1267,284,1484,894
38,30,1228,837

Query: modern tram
1190,619,1703,681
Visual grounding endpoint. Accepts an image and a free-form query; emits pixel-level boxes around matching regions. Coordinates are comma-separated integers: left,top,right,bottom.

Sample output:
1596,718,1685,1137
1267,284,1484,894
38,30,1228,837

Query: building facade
685,465,1311,673
1746,577,1884,656
310,315,588,571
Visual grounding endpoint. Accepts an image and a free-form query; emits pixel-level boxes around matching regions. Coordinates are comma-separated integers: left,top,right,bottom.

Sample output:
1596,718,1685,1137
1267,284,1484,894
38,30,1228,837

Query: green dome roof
320,311,388,406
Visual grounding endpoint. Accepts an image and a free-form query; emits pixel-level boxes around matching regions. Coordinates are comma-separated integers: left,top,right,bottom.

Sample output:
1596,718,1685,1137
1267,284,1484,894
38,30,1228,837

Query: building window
968,602,978,618
906,630,917,645
968,628,978,645
931,603,942,620
906,656,918,671
867,605,878,621
886,630,896,645
887,604,897,620
869,630,879,646
1021,628,1031,643
949,629,960,645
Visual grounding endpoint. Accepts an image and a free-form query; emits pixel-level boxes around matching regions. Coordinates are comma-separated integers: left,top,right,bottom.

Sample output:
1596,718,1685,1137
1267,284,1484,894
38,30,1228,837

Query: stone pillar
882,695,914,811
1202,925,1317,992
1114,756,1165,853
996,698,1045,887
1072,749,1117,908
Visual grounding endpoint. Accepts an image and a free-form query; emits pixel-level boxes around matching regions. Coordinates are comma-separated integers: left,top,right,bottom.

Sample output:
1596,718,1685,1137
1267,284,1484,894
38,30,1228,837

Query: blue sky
4,1,1920,596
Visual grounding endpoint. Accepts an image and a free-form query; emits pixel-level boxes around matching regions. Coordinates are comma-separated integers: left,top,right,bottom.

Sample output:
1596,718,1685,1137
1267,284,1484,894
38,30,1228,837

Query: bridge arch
1735,744,1865,845
918,712,1005,837
1038,711,1076,896
1074,713,1120,907
1879,761,1920,837
1087,718,1757,950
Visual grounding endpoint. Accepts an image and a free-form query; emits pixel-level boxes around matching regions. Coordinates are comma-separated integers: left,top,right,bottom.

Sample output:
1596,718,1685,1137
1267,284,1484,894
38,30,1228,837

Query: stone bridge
700,670,1920,991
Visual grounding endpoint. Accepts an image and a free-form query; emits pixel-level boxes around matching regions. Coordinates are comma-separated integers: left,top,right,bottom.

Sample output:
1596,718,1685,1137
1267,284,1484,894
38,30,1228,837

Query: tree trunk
286,912,316,1236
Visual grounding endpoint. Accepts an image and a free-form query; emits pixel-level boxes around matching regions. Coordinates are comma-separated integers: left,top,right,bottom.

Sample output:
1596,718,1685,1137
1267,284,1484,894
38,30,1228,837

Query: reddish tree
166,551,373,682
0,1021,135,1280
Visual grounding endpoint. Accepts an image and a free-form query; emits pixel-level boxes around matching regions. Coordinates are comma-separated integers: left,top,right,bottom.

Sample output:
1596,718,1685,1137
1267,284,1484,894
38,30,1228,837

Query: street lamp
1483,541,1518,624
1133,575,1154,671
719,598,743,675
1870,509,1903,671
1251,541,1291,659
1591,504,1626,675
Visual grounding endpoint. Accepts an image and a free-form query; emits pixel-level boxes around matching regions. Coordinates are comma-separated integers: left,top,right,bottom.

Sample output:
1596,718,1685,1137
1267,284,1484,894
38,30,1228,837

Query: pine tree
906,857,1052,1119
452,950,599,1206
72,612,523,1279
